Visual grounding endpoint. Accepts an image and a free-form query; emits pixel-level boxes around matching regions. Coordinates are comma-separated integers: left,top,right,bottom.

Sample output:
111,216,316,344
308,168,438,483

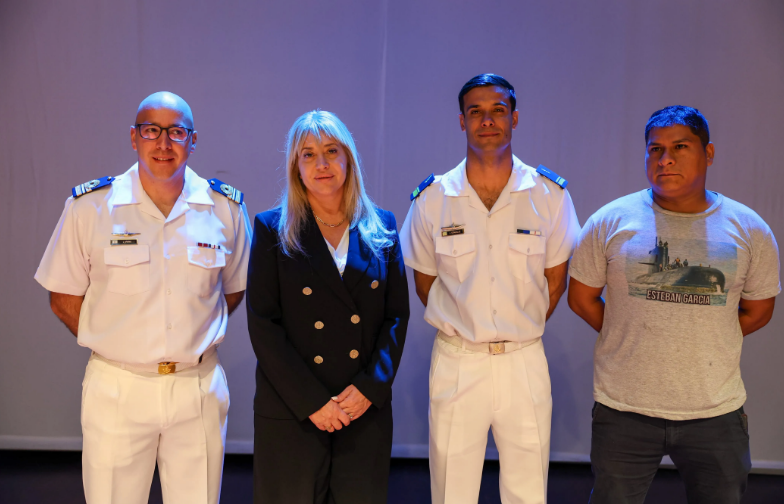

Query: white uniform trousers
429,334,552,504
81,350,230,504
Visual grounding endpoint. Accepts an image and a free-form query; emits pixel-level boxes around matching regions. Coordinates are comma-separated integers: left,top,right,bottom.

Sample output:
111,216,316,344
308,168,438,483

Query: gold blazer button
350,350,359,359
303,287,313,295
314,355,324,364
315,321,325,330
370,280,379,289
351,315,360,324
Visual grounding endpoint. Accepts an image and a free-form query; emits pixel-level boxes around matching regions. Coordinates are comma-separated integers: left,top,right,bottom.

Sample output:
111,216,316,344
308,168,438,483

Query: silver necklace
314,213,346,228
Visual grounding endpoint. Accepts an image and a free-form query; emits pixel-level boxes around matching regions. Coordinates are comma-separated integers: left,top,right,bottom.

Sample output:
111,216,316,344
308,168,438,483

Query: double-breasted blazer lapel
342,224,372,296
301,214,373,309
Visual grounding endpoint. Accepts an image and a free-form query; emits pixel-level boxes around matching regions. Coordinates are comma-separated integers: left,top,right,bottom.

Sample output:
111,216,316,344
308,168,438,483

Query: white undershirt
324,226,350,276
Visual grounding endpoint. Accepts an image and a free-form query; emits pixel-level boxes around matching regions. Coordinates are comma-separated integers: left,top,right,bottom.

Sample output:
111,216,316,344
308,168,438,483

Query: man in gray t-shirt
568,106,780,504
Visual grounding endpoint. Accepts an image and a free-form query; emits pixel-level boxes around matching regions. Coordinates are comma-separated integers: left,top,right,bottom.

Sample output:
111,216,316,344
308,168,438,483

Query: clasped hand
308,385,372,432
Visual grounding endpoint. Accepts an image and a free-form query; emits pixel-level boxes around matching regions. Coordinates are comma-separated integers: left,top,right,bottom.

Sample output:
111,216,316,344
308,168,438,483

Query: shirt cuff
740,287,781,301
403,258,437,276
567,269,606,289
34,273,88,296
545,250,573,269
222,278,247,295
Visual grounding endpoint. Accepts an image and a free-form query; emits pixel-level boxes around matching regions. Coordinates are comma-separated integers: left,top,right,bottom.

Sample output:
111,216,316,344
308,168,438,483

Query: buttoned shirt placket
162,195,192,360
137,189,170,359
468,174,520,342
486,180,512,342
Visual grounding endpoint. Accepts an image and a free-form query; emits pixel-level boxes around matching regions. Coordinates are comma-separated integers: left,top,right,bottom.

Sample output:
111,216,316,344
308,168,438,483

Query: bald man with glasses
35,91,251,504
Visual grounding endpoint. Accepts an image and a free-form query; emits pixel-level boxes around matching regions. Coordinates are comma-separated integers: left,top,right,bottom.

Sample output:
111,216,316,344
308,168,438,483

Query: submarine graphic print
626,236,735,306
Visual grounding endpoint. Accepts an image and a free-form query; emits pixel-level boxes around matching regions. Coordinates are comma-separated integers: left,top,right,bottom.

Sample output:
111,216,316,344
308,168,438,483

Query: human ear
130,126,138,151
705,143,715,166
190,130,198,154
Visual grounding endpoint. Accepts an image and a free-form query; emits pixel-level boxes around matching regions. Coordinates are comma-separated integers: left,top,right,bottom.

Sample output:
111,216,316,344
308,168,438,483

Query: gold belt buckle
158,362,177,374
490,342,505,355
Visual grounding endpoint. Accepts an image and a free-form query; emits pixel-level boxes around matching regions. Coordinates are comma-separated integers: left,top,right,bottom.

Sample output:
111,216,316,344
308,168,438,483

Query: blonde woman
246,110,410,503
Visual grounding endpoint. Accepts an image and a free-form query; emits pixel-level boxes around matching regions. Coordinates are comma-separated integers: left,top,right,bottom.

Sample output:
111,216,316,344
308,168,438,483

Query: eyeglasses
134,123,193,143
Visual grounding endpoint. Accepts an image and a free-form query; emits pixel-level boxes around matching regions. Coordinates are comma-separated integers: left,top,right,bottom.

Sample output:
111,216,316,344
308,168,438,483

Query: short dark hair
458,73,516,114
645,105,710,148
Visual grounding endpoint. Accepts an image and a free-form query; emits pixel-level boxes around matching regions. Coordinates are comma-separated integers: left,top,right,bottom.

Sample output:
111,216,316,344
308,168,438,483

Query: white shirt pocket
187,246,226,297
508,234,546,283
103,245,151,295
435,234,476,282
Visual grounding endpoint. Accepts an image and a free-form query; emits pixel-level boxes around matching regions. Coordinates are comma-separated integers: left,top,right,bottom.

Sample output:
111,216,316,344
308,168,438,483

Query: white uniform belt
92,346,216,375
437,331,539,354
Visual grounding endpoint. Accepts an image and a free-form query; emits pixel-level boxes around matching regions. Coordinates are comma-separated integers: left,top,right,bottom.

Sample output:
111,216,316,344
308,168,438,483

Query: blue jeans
589,402,751,504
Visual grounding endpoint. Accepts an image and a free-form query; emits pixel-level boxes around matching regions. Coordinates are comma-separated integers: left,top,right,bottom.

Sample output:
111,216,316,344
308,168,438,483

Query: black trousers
253,403,393,504
589,402,751,504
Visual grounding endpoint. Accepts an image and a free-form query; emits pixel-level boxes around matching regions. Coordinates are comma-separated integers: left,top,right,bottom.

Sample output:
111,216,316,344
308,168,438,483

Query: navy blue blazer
247,208,410,421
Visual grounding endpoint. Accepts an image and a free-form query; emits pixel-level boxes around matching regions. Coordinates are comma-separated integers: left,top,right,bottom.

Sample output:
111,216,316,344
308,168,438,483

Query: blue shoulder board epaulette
536,165,568,189
72,176,114,198
208,178,244,204
410,173,435,201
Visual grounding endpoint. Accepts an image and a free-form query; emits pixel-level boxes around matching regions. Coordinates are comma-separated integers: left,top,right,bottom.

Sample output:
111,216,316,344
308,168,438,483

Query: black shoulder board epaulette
536,165,568,189
410,173,435,201
72,176,114,198
208,178,244,204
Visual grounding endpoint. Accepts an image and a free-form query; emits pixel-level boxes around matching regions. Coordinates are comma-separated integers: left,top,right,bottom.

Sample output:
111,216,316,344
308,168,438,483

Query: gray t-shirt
569,190,780,420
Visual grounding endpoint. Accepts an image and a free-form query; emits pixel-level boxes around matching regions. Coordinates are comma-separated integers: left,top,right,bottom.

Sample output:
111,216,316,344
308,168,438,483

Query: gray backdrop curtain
1,0,782,471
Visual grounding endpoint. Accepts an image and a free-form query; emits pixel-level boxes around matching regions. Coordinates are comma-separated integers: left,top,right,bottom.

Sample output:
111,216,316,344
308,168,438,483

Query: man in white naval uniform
35,91,251,504
400,74,580,504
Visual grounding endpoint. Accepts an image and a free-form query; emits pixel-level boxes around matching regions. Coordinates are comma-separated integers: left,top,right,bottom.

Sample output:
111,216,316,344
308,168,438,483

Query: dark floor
0,450,782,503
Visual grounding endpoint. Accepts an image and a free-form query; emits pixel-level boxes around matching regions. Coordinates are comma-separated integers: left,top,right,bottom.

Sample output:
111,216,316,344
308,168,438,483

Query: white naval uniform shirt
400,156,580,343
35,163,251,365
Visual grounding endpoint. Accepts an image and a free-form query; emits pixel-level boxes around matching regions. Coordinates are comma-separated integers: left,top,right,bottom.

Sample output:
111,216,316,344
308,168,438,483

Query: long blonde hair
277,110,393,258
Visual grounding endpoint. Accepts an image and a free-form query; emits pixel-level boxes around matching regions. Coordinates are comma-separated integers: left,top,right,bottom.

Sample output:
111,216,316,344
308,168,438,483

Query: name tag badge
517,229,542,236
111,239,138,246
441,224,465,237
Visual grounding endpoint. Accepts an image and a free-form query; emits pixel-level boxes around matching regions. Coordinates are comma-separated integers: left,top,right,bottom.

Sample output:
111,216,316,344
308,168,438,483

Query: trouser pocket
737,407,749,437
